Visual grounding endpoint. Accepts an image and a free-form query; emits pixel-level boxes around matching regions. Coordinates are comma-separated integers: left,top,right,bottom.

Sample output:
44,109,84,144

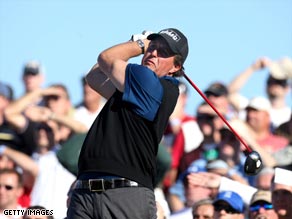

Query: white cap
246,96,271,112
269,57,292,80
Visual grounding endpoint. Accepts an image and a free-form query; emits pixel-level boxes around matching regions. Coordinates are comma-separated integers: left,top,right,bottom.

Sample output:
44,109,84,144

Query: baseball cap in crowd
23,61,43,76
0,82,13,100
246,96,271,113
204,82,228,97
179,160,206,181
250,190,272,206
147,28,189,64
206,159,229,171
213,191,244,213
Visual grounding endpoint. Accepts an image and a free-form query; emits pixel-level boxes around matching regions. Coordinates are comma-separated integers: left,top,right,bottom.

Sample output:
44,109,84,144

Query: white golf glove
130,30,153,42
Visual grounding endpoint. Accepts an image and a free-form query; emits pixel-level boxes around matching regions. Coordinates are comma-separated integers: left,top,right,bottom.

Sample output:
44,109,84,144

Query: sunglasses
148,41,176,58
0,184,14,190
214,205,240,214
44,95,61,101
250,203,273,212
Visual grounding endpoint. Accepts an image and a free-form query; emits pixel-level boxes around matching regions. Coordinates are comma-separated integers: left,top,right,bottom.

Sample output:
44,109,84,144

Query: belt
75,178,141,192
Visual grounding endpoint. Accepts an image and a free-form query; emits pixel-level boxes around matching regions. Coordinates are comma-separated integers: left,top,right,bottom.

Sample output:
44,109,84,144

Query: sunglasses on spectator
250,203,273,212
214,205,240,214
0,184,14,190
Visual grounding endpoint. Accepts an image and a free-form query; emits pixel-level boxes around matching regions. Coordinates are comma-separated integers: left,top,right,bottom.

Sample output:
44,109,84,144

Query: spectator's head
192,198,214,219
0,152,16,170
22,60,44,93
266,75,290,100
182,162,211,207
35,123,56,152
255,167,274,190
218,128,241,167
245,96,271,133
23,205,54,219
213,191,245,219
196,102,223,141
271,168,292,219
206,159,229,176
204,82,229,115
0,168,23,210
249,190,278,219
44,84,72,116
81,76,103,109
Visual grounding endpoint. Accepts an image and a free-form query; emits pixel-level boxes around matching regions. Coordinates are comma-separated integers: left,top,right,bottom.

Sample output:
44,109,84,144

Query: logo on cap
159,29,181,42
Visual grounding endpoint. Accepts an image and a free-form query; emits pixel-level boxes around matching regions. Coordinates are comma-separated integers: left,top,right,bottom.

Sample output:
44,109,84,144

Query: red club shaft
183,74,252,153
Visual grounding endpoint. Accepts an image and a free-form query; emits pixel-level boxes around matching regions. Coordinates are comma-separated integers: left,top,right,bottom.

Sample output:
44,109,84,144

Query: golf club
183,73,262,175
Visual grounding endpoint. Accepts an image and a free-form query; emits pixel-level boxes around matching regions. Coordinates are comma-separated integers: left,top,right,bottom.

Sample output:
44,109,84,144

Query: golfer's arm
86,63,116,100
98,40,147,92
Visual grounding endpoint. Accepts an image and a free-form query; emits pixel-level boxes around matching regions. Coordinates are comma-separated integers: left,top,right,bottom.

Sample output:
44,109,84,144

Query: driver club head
244,151,263,175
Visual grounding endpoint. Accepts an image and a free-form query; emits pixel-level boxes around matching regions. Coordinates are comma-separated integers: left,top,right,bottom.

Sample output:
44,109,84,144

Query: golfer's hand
130,30,153,42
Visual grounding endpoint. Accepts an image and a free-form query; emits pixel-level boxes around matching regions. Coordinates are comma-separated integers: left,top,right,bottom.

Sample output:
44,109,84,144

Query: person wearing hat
168,162,211,218
228,57,291,129
22,60,45,95
67,28,189,219
244,96,289,153
213,190,245,219
249,190,278,219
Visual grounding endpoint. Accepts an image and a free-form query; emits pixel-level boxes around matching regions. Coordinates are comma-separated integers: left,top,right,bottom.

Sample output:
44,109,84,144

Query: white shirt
270,106,291,128
30,151,76,219
74,104,104,129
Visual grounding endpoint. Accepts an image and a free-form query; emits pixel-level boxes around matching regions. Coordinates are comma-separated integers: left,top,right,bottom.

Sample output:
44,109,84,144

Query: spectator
271,168,292,219
216,128,249,185
0,145,39,208
254,166,275,190
168,162,212,215
74,76,106,129
4,85,87,155
228,57,291,129
248,190,278,219
213,191,245,219
192,198,214,219
22,60,45,95
164,81,204,189
0,123,76,219
244,96,289,154
0,168,25,219
0,81,19,150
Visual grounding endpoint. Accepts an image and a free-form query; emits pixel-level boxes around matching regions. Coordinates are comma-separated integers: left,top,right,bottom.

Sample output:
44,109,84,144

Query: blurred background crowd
0,56,292,219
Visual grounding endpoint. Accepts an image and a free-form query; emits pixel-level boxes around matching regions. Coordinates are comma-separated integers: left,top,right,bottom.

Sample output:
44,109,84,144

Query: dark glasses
214,205,240,214
250,203,273,212
0,184,14,190
148,41,176,58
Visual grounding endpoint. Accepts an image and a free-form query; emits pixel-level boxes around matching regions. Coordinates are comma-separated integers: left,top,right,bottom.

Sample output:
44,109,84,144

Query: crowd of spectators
0,56,292,219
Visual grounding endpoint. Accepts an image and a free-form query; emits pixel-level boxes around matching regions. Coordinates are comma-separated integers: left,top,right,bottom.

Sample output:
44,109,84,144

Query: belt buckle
89,179,105,192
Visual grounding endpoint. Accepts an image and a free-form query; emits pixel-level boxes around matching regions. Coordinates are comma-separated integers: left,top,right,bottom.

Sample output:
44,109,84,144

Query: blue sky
1,0,291,114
